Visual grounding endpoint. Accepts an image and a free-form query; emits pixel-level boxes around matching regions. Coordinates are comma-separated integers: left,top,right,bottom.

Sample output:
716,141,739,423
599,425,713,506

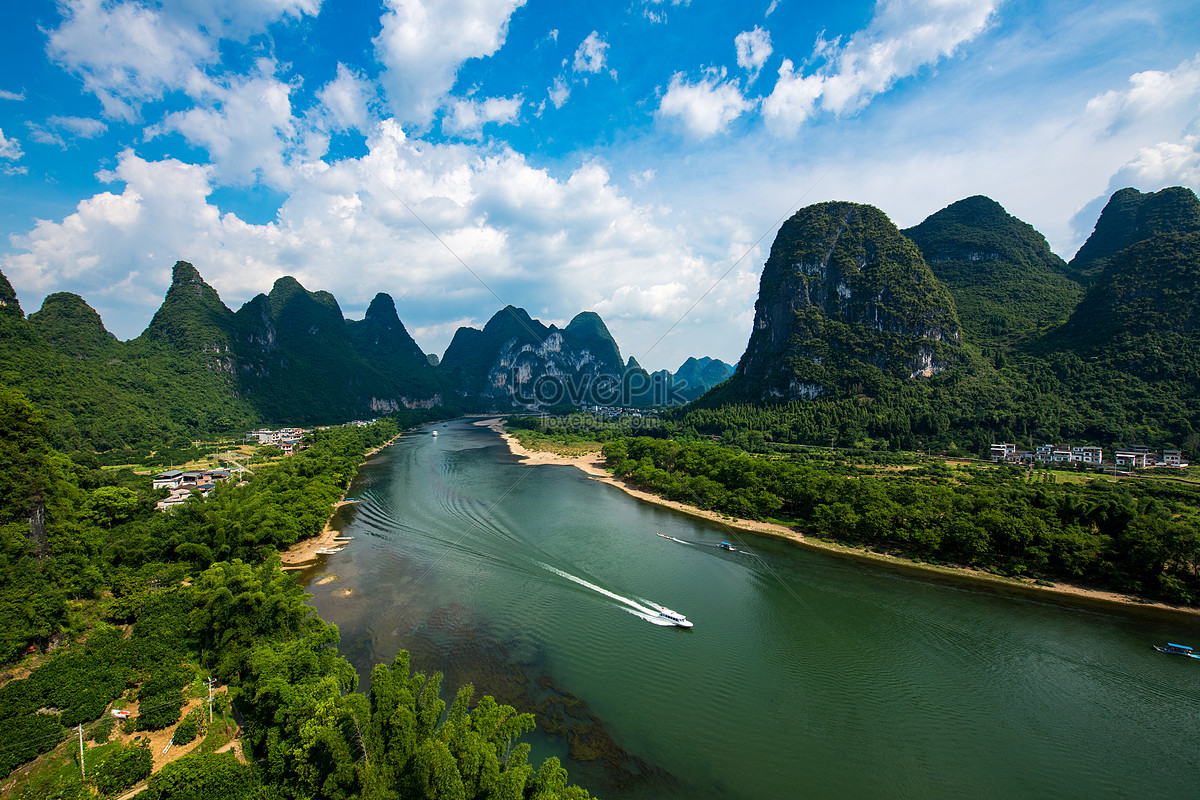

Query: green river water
302,419,1200,799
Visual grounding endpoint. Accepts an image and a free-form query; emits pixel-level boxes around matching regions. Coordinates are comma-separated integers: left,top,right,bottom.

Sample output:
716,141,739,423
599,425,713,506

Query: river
303,419,1200,799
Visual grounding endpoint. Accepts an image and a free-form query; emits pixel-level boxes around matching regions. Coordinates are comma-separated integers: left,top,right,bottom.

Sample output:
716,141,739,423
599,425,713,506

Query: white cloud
3,122,753,368
640,0,691,25
658,68,753,139
0,89,25,101
373,0,526,128
45,0,319,121
1111,135,1200,186
49,116,108,138
547,76,571,109
147,64,302,187
28,115,110,147
442,95,523,137
631,168,656,187
0,129,23,160
1084,55,1200,132
47,0,212,120
318,64,378,133
573,31,609,74
761,59,824,132
735,26,772,82
763,0,998,135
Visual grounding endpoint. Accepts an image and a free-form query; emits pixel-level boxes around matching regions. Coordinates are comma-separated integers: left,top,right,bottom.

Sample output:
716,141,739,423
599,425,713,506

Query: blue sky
2,0,1199,371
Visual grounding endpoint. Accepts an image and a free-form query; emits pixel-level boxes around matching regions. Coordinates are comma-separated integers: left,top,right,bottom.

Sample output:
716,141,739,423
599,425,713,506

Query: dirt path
108,693,241,799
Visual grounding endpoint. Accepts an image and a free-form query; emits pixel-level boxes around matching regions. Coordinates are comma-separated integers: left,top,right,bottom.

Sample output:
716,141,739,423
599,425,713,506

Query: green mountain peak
28,293,118,358
903,195,1080,352
728,200,964,401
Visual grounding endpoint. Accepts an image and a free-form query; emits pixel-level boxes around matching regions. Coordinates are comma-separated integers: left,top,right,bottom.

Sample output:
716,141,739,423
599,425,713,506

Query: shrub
174,707,206,745
89,741,152,795
90,713,116,743
0,712,64,774
143,751,261,800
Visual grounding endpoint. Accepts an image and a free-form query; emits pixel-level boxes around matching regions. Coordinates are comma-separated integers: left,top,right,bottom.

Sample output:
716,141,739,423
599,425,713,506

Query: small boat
717,542,737,551
1153,642,1200,659
333,535,354,542
432,430,438,437
656,532,671,539
657,606,693,628
315,547,344,555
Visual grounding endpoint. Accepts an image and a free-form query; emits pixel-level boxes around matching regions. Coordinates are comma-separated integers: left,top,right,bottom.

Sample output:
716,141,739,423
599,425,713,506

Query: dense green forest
600,436,1200,604
0,387,592,799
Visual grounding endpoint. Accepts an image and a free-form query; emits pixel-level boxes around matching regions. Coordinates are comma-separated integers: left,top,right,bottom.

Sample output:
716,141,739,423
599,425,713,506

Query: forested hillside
602,436,1200,604
687,187,1200,458
0,388,592,798
902,195,1082,354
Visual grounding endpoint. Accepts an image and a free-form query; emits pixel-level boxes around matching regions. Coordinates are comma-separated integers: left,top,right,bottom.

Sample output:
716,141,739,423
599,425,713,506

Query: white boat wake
538,562,689,627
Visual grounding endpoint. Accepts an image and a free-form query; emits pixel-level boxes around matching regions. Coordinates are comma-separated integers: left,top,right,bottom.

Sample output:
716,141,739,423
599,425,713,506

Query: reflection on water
305,420,1200,800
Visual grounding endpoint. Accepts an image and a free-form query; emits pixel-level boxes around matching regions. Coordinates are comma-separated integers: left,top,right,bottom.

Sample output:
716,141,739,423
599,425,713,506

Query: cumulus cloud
1113,135,1200,186
764,0,998,135
658,68,754,139
373,0,526,128
442,95,523,137
318,64,378,133
45,0,319,121
2,120,752,367
1084,55,1200,132
573,31,609,74
735,26,772,83
146,64,302,187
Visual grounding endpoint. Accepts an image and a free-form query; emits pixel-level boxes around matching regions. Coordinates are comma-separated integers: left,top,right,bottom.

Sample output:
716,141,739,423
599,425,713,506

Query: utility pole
78,723,85,778
207,676,214,725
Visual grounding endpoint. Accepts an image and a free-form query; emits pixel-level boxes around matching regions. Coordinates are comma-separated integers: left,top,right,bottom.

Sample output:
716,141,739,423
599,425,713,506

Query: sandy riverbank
280,499,360,571
479,418,1200,624
279,433,403,570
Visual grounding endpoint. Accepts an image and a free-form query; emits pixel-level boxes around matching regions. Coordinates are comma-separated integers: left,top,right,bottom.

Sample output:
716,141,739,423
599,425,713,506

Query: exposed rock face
0,269,22,318
730,201,964,399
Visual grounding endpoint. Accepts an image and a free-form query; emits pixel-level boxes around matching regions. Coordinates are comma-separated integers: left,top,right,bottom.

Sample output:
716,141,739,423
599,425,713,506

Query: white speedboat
432,430,438,437
657,606,693,628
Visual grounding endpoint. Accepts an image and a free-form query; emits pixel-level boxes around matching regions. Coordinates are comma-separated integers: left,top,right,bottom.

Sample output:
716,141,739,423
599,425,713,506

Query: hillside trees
604,436,1200,604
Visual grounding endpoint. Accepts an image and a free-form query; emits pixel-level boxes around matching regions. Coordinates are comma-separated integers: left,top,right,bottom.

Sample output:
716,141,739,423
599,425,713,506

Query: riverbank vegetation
599,436,1200,605
0,388,593,798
